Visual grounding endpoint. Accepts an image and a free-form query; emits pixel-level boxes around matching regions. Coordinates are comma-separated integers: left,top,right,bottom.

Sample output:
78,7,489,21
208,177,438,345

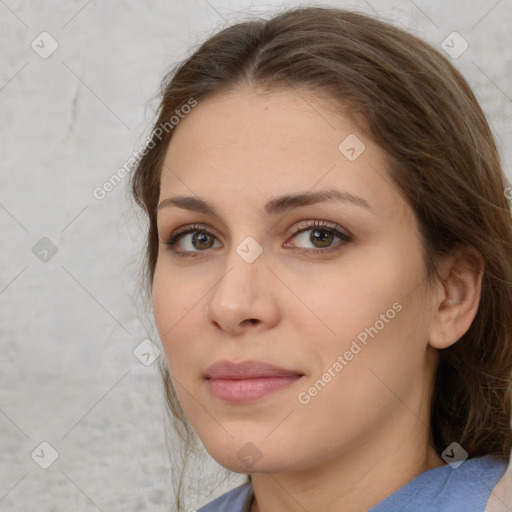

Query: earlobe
428,250,484,350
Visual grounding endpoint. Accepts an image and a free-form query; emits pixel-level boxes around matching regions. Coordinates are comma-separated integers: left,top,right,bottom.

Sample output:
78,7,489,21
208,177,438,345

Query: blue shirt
197,456,507,511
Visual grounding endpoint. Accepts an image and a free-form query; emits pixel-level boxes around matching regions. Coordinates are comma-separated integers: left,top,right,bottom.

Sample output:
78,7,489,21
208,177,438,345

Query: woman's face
152,85,440,474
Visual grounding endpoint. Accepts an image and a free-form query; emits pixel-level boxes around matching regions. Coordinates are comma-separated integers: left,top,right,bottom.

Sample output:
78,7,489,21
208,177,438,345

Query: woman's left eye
285,221,351,254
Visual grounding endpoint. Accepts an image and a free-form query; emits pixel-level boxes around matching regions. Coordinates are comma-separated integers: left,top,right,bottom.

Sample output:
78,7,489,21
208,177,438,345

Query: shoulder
197,481,253,512
370,455,508,512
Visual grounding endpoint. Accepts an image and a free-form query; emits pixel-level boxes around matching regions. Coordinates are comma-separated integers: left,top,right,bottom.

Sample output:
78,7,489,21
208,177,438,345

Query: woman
130,6,512,511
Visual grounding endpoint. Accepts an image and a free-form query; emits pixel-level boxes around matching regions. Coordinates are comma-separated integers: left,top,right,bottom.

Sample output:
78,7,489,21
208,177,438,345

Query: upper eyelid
290,219,345,234
171,223,211,236
168,220,345,237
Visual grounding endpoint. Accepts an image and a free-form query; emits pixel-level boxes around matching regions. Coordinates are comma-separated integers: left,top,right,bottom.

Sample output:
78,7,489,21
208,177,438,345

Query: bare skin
152,84,483,512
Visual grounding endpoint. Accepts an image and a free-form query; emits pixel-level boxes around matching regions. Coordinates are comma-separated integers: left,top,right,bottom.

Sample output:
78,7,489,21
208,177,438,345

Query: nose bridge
210,236,264,307
205,234,278,331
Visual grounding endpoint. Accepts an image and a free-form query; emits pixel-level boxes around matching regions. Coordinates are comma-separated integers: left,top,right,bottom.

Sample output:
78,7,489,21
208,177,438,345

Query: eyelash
163,220,352,258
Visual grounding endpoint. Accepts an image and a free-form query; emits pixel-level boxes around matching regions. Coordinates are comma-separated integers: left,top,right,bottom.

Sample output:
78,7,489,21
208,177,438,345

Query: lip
204,360,305,403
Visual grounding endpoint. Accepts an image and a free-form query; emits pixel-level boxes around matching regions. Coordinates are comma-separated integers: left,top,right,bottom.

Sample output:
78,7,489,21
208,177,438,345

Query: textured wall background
1,0,511,511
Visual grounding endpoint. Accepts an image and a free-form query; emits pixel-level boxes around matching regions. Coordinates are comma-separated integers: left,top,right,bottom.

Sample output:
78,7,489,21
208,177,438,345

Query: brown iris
310,229,334,248
192,232,215,250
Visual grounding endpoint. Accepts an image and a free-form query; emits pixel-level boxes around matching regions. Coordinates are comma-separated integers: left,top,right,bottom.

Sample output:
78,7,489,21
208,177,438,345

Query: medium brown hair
130,5,512,508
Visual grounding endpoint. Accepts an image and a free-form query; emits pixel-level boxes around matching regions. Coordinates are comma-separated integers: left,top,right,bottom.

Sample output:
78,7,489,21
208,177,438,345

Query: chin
200,435,300,474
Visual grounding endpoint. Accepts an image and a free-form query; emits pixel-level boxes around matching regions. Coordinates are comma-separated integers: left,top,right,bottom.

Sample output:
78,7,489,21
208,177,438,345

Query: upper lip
204,360,304,380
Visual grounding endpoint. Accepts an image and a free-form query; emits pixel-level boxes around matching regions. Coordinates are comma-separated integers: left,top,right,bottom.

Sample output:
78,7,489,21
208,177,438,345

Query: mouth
204,360,305,403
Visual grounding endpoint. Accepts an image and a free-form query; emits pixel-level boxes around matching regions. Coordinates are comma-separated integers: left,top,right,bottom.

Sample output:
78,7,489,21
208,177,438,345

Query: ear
428,248,484,350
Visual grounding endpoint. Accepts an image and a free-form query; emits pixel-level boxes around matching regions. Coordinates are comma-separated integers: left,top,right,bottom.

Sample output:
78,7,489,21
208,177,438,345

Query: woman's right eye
163,225,222,257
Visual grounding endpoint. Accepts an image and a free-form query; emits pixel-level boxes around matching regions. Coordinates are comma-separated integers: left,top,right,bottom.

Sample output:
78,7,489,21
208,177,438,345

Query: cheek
299,242,430,403
152,274,208,418
314,266,430,411
304,249,419,345
152,263,202,366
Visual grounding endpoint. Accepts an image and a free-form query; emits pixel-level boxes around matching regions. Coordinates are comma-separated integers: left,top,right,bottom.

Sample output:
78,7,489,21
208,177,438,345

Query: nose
205,243,281,336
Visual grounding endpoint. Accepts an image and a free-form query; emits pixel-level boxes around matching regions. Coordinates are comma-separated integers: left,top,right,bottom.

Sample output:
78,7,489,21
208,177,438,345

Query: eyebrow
157,189,371,216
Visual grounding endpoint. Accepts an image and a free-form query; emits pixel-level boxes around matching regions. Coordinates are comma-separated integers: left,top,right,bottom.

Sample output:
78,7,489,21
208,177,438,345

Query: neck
249,418,444,512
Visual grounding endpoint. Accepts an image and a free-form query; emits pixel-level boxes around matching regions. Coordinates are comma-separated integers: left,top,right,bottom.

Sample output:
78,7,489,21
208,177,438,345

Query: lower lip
206,376,303,403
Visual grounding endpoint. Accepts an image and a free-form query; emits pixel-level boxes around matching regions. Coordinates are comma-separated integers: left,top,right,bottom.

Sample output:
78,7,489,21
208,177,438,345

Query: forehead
159,86,407,222
165,85,358,160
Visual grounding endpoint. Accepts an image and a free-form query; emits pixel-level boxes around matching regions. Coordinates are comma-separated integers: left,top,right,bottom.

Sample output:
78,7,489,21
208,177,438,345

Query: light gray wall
1,1,510,510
